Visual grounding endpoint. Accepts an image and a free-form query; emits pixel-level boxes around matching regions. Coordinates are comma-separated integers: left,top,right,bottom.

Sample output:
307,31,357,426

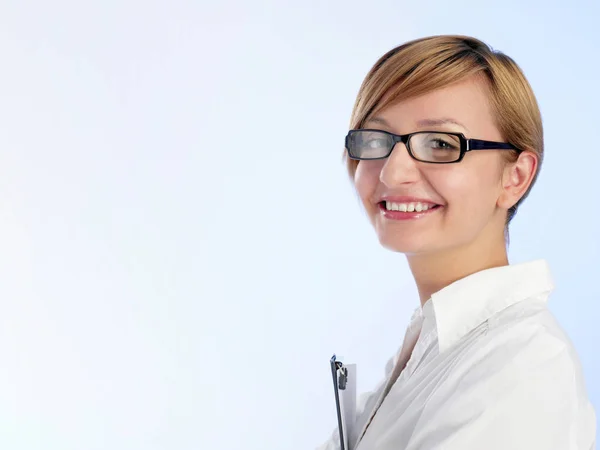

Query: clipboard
330,355,357,450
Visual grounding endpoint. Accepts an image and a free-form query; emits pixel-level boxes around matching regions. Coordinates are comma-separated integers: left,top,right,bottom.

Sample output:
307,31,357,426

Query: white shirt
318,260,596,450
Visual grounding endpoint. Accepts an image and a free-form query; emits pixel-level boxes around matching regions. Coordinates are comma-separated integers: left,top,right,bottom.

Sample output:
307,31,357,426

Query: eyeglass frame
345,129,521,164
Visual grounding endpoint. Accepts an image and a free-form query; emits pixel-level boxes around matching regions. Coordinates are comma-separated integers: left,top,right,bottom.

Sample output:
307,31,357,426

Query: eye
359,132,389,149
414,132,461,152
367,138,385,149
428,137,458,150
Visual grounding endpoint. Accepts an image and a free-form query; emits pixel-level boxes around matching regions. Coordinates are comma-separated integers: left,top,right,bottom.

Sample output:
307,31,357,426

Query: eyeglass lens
348,130,462,163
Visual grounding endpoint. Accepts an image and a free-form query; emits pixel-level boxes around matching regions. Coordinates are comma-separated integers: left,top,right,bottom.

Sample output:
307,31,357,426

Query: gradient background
0,1,597,449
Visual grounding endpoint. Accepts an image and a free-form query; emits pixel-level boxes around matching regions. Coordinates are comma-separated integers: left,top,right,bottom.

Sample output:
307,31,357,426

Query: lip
377,196,443,221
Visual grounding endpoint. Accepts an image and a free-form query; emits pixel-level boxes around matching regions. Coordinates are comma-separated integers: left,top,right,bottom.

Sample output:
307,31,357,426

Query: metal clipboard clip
330,354,356,450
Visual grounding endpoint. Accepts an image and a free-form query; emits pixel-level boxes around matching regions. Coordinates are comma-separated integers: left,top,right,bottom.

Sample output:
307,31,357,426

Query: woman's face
354,76,516,255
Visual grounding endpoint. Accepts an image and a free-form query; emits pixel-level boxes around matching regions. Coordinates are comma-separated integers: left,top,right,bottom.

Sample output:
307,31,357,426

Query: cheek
354,161,381,208
434,162,503,212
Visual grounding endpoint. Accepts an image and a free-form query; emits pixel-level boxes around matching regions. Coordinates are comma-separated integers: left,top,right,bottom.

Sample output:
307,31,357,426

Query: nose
379,142,421,187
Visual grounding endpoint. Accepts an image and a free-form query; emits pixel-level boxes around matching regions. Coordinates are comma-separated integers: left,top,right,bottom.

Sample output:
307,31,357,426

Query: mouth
377,200,442,220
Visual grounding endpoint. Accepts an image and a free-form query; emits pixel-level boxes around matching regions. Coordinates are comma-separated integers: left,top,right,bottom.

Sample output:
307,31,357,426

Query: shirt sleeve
407,345,592,450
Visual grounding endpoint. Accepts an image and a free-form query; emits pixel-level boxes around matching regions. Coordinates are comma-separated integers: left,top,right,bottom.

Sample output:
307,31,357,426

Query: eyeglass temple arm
467,139,519,151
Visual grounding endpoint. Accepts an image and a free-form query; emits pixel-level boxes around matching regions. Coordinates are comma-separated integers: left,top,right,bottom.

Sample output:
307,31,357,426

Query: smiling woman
318,36,596,450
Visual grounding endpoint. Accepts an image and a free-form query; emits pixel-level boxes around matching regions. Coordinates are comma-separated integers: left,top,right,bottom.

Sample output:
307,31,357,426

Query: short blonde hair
346,35,543,224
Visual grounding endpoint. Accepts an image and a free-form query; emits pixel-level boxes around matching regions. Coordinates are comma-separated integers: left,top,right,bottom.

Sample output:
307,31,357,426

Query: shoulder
484,295,581,371
449,296,591,412
412,297,596,450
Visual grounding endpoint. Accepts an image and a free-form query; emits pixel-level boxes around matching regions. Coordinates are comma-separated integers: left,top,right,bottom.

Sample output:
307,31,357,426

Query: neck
407,233,509,306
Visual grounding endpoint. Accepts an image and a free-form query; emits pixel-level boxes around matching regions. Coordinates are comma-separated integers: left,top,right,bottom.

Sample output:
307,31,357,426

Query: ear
497,150,538,210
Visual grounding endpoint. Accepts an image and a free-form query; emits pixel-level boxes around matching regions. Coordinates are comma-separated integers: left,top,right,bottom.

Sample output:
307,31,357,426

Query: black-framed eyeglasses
345,129,521,164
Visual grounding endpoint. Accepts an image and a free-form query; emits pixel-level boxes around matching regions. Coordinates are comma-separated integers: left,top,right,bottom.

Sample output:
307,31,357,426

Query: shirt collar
421,259,554,354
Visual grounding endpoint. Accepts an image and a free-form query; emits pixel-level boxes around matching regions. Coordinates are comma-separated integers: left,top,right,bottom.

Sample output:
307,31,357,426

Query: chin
374,219,440,254
378,234,436,255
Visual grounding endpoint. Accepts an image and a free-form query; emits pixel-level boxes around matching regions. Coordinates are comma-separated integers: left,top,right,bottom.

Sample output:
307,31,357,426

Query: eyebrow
416,118,470,132
365,116,391,127
365,116,470,132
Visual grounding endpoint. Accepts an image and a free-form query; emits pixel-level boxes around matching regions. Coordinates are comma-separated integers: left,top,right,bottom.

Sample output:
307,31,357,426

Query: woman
319,36,596,450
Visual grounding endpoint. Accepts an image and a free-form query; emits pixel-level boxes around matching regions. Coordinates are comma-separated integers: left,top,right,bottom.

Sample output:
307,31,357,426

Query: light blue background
0,1,597,449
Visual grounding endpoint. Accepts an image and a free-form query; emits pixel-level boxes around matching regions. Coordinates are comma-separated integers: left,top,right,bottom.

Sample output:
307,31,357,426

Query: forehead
368,76,500,138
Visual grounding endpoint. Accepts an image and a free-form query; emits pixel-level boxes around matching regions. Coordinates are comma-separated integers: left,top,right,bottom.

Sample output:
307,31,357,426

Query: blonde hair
346,35,543,224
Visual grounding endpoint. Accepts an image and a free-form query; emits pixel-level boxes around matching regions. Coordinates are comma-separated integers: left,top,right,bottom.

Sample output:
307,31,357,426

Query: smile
378,201,442,220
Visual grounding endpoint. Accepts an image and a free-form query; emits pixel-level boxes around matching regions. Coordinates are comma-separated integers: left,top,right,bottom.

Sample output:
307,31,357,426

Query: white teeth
385,201,435,212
